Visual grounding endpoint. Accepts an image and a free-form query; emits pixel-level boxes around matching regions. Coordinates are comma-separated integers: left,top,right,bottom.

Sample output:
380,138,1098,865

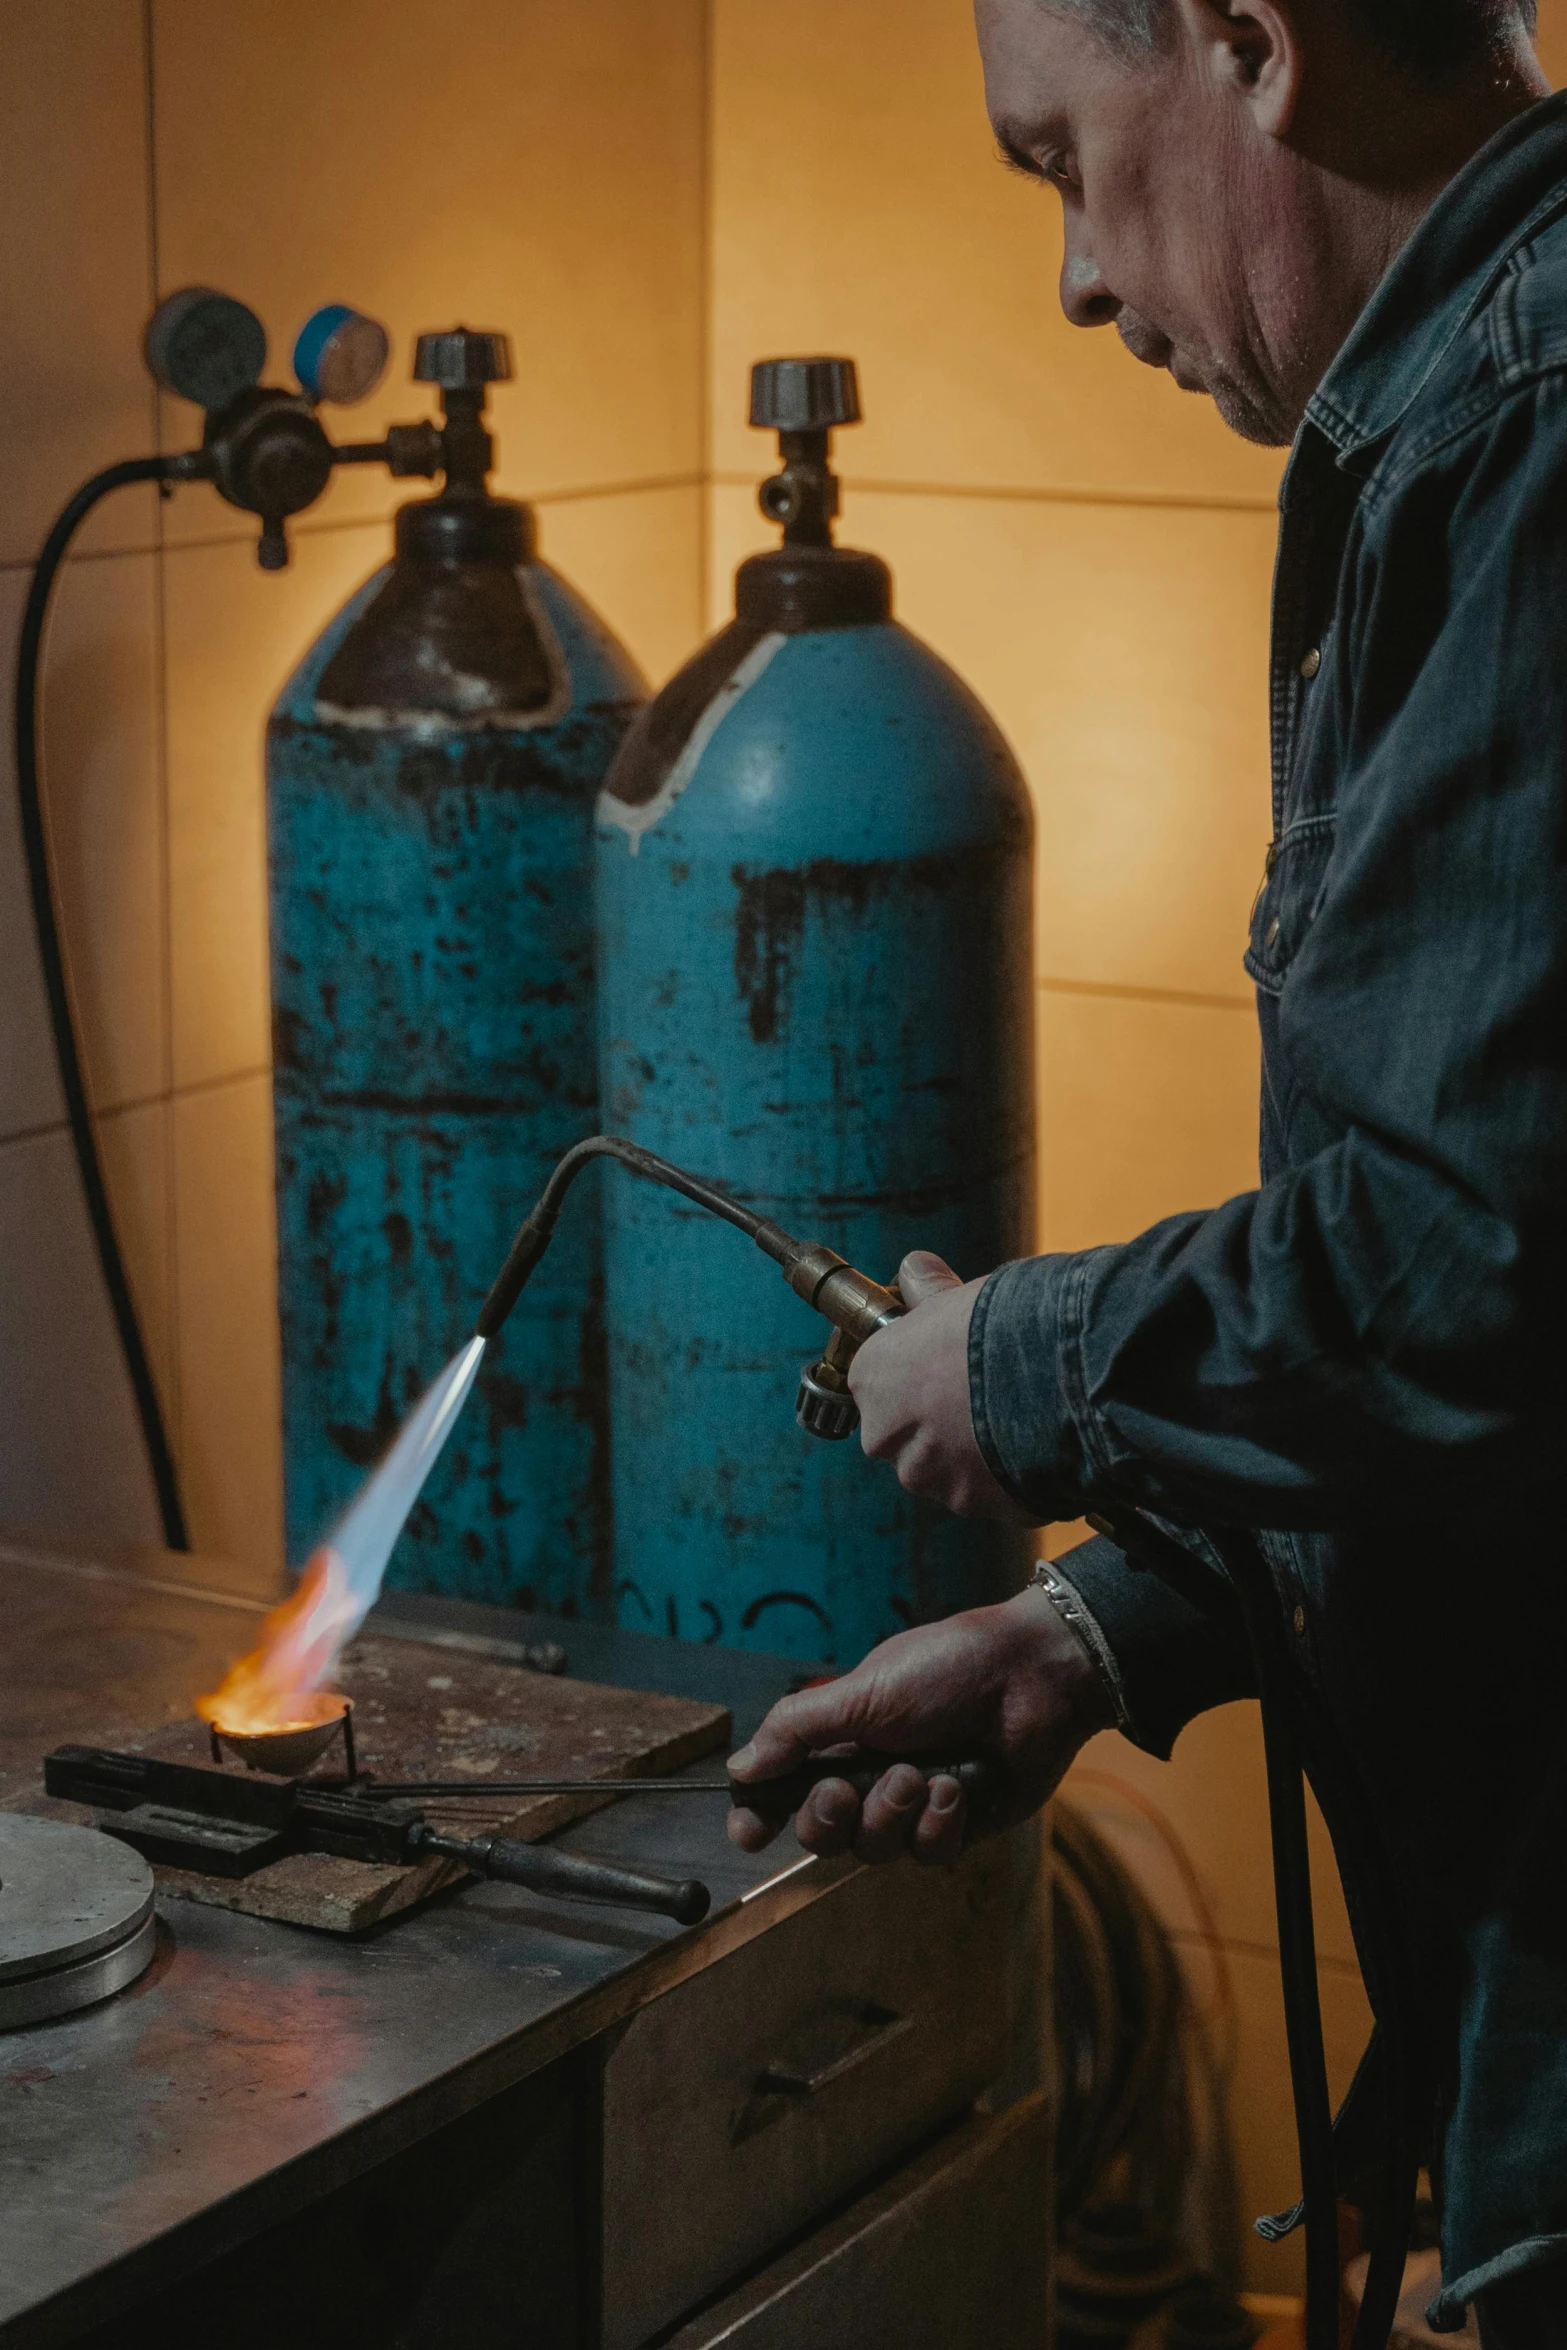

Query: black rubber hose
1104,1508,1422,2349
1205,1526,1419,2350
15,456,189,1550
1209,1535,1341,2350
1100,1511,1348,2350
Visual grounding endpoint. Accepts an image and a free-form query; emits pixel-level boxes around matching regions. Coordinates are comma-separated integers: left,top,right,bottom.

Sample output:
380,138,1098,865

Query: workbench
0,1536,1050,2350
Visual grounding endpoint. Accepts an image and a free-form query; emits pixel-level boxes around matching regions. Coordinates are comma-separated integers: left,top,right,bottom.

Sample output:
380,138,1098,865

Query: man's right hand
726,1579,1116,1869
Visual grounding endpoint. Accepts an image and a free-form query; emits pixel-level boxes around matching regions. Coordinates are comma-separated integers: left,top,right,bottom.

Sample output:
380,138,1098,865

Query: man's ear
1176,0,1304,138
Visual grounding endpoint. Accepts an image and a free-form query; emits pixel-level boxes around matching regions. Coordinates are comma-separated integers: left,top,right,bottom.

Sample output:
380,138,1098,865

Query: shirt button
1266,916,1281,947
1299,647,1322,680
1293,1605,1307,1636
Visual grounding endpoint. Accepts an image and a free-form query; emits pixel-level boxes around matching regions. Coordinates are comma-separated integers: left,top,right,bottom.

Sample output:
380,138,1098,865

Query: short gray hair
1043,0,1538,76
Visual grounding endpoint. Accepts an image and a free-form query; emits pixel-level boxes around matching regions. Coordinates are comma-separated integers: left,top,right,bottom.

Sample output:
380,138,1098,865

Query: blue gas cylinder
595,358,1036,1665
267,328,645,1608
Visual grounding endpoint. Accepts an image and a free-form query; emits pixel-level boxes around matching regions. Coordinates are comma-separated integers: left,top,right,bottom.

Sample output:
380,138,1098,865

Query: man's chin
1206,374,1292,448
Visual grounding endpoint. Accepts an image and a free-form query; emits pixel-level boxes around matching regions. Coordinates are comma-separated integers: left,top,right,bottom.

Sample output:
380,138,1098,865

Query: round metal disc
0,1910,157,2032
0,1815,155,1983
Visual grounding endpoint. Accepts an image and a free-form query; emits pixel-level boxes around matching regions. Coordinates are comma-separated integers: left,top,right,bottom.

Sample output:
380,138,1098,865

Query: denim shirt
971,95,1567,2323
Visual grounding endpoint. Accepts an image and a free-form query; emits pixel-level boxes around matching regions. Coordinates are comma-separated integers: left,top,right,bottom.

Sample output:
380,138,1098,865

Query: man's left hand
849,1253,1036,1523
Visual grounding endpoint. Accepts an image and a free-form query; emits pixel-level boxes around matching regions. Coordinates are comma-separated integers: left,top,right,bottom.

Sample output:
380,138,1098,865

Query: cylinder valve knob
413,329,514,390
749,357,861,433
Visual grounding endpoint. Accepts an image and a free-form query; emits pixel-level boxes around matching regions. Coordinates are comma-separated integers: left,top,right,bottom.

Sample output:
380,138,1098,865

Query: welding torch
476,1134,904,1441
475,1138,1018,1833
475,1138,1190,1843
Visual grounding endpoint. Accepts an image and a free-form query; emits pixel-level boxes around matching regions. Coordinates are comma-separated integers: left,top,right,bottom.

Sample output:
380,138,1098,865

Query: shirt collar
1305,90,1567,462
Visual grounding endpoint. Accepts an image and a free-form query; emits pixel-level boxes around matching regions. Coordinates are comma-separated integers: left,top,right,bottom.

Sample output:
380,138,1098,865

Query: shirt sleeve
1043,1532,1257,1760
971,380,1567,1532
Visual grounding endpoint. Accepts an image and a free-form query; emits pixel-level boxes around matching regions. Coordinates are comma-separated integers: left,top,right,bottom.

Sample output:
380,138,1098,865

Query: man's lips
1117,314,1207,394
1116,313,1173,370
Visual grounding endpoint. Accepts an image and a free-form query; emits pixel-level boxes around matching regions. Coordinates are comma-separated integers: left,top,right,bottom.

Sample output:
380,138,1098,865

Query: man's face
976,0,1310,446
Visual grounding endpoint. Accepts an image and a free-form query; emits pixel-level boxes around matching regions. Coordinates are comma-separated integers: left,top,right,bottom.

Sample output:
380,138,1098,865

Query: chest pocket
1245,813,1336,998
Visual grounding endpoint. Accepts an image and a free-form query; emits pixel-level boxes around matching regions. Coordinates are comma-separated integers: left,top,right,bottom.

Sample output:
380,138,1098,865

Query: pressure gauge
144,286,267,411
293,305,391,406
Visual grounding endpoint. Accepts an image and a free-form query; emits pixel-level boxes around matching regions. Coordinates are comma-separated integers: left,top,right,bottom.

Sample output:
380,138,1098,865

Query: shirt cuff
1047,1532,1256,1760
969,1253,1106,1520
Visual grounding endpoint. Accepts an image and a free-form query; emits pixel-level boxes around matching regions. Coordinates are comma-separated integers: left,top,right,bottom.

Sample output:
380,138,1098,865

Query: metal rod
353,1779,733,1798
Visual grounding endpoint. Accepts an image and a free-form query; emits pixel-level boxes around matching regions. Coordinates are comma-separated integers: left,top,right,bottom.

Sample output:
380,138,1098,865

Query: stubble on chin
1206,372,1293,447
1117,312,1290,447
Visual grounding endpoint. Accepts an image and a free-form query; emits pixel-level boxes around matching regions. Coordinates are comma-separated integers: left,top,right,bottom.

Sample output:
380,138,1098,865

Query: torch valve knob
796,1360,860,1442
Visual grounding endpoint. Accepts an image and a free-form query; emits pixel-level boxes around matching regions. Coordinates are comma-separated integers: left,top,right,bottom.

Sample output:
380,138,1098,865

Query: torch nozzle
474,1212,552,1338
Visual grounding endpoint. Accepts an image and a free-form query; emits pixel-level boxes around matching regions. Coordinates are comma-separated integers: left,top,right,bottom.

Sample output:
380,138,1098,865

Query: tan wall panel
0,1126,162,1545
96,1097,177,1435
0,574,69,1141
1069,1707,1359,1970
1036,988,1259,1253
709,0,1284,507
1,554,169,1133
0,0,157,565
151,0,707,538
30,554,167,1117
537,483,706,691
785,486,1273,1004
1189,1942,1372,2296
1536,0,1567,86
173,1072,284,1582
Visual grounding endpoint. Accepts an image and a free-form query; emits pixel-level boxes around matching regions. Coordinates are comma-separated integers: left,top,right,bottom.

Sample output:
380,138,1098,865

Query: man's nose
1059,243,1121,329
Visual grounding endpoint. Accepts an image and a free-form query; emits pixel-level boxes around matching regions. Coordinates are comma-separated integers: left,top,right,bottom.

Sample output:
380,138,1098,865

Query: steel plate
0,1813,155,1981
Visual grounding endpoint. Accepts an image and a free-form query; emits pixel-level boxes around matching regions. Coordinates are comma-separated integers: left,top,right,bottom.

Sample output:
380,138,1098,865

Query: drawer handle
756,2004,916,2098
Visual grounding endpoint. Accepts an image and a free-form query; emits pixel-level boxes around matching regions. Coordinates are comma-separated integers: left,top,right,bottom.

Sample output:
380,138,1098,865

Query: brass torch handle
775,1240,904,1352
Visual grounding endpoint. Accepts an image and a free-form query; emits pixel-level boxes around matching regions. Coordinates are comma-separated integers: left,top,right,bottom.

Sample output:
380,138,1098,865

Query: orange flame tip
196,1546,358,1736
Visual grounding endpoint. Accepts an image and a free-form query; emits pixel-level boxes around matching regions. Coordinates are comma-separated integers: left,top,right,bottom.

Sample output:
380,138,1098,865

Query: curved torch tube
475,1136,903,1363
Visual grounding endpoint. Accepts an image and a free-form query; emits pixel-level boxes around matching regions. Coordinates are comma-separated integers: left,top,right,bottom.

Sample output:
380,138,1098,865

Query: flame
196,1547,358,1736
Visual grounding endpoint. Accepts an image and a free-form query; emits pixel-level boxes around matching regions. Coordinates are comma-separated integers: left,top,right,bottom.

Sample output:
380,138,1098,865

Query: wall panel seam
0,1065,275,1158
138,473,711,568
711,468,1280,518
1039,975,1255,1014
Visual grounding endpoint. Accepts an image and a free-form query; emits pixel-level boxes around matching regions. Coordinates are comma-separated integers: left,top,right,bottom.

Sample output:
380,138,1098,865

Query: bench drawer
598,1842,1013,2350
661,2094,1051,2349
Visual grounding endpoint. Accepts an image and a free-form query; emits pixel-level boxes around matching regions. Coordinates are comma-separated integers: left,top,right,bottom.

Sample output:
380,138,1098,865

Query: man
727,3,1567,2342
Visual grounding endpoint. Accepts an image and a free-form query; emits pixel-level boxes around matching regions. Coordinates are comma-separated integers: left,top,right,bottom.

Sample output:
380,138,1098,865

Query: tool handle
411,1823,710,1926
731,1753,1001,1830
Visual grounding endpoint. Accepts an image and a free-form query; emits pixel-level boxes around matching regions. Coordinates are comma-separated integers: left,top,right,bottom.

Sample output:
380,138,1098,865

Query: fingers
853,1763,930,1861
726,1803,782,1853
727,1766,969,1869
911,1775,968,1867
727,1677,864,1786
726,1690,854,1855
895,1250,963,1307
